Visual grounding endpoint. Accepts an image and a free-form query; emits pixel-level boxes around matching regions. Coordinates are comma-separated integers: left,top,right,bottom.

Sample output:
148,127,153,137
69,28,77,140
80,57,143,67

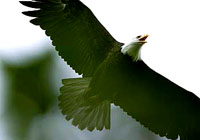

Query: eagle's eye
136,35,141,39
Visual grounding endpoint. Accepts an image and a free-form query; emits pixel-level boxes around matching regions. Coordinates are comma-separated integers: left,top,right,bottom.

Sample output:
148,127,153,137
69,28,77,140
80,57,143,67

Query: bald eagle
20,0,200,140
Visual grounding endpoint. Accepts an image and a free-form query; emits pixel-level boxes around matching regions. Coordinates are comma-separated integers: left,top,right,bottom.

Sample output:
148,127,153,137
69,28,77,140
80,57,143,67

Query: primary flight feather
20,0,200,140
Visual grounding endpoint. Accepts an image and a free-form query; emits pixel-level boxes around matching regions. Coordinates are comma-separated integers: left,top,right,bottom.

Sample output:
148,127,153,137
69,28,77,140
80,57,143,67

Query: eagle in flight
20,0,200,140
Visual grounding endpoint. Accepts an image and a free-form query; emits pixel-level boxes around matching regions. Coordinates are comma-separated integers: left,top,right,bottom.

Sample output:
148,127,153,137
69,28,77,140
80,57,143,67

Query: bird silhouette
20,0,200,140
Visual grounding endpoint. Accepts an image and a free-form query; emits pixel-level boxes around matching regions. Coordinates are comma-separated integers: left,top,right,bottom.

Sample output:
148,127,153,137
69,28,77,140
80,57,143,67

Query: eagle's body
20,0,200,140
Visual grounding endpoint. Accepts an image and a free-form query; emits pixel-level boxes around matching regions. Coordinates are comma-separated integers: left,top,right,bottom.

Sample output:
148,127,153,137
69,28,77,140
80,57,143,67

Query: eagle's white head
121,34,149,61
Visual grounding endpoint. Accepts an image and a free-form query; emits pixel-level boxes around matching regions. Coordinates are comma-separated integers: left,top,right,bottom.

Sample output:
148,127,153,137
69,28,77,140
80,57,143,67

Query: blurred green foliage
2,51,57,140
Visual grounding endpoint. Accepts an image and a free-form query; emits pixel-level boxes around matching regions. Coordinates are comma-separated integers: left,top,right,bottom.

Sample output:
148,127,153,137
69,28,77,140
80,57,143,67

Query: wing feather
20,0,123,76
114,58,200,140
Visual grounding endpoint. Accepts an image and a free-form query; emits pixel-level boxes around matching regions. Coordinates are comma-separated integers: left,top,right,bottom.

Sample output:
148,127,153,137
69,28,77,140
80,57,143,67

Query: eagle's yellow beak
138,34,149,43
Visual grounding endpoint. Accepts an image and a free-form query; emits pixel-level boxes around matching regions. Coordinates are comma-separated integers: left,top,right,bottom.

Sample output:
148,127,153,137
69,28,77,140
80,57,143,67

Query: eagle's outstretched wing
97,53,200,140
20,0,123,76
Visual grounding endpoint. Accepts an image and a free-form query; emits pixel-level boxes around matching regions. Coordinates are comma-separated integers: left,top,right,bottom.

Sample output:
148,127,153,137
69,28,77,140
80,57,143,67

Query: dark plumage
20,0,200,140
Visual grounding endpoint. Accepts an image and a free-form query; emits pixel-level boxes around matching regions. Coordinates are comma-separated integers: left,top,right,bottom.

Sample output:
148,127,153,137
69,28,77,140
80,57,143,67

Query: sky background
0,0,200,139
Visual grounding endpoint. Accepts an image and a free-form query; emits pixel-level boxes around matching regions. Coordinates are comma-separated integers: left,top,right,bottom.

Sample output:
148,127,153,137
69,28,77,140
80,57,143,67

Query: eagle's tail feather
58,78,110,131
